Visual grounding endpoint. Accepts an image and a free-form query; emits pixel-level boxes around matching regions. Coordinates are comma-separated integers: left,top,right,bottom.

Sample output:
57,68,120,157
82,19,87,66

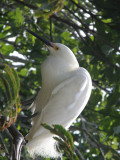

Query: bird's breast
41,55,79,88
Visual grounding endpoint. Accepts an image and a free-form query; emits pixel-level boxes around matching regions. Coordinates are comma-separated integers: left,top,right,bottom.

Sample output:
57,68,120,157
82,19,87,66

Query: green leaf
90,88,102,107
0,44,14,56
0,74,12,103
113,126,120,135
0,64,21,131
8,8,24,27
18,68,28,77
101,45,113,56
102,18,112,23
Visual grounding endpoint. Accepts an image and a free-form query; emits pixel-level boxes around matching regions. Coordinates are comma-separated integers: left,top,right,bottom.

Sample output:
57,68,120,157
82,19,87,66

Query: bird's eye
50,42,59,50
54,46,59,50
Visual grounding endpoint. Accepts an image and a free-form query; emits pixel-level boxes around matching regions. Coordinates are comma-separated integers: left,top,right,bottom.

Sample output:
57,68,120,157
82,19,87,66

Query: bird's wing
28,68,92,139
42,68,92,126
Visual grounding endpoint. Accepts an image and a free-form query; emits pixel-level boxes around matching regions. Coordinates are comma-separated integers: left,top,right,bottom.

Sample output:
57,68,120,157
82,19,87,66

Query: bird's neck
42,67,79,90
41,55,79,89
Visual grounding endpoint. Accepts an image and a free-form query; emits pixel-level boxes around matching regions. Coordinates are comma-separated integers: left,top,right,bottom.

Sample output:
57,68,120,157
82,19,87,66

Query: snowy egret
26,29,92,158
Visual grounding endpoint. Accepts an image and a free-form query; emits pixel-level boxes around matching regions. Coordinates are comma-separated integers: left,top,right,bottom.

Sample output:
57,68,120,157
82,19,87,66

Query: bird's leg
8,124,25,160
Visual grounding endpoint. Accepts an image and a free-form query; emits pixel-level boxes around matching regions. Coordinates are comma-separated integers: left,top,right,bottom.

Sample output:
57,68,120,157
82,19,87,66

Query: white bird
26,29,92,158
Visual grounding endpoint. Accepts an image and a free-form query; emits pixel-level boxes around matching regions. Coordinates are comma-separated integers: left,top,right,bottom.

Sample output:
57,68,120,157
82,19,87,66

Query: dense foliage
0,0,120,159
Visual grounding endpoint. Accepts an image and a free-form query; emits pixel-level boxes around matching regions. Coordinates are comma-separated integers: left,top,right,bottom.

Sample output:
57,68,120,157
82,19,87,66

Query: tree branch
75,147,85,160
81,117,105,160
76,30,120,70
14,0,38,10
0,116,25,160
3,55,31,64
64,5,120,53
0,133,10,159
49,17,53,41
70,0,120,31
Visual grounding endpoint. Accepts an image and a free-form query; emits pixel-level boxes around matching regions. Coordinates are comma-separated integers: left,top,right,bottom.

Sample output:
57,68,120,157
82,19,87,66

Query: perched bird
26,29,92,158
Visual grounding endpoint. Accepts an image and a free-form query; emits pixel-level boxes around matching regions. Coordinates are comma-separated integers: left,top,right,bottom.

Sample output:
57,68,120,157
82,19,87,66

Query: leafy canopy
0,0,120,159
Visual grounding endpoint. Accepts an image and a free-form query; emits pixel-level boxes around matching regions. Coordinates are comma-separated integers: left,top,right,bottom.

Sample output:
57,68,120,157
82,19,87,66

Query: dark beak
26,29,53,47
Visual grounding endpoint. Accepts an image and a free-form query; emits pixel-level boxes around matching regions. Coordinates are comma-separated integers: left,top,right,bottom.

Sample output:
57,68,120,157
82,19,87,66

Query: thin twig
3,55,31,64
81,118,105,160
50,17,53,42
70,0,120,32
76,30,119,70
0,52,5,62
0,133,10,159
0,39,16,47
52,13,120,53
75,147,85,160
14,0,38,10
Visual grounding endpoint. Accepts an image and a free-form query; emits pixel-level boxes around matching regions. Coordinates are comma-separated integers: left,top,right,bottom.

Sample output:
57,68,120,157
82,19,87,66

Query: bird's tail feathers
27,101,36,114
26,135,61,158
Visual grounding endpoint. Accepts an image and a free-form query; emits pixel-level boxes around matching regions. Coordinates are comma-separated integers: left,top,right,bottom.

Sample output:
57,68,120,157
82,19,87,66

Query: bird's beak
26,29,53,48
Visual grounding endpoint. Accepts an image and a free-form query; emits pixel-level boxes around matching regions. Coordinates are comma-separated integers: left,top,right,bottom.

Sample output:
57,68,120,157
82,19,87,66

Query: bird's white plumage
26,43,92,158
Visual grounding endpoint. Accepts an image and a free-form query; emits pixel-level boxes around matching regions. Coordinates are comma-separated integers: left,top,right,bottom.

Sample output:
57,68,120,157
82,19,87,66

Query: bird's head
46,42,75,58
26,29,79,64
26,29,79,86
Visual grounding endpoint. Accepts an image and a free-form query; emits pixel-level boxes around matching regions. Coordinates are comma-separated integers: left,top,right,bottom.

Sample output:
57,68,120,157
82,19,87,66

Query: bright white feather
26,43,92,158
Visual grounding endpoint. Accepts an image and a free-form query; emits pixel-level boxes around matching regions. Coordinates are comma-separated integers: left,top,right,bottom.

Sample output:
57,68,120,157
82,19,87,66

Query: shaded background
0,0,120,159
